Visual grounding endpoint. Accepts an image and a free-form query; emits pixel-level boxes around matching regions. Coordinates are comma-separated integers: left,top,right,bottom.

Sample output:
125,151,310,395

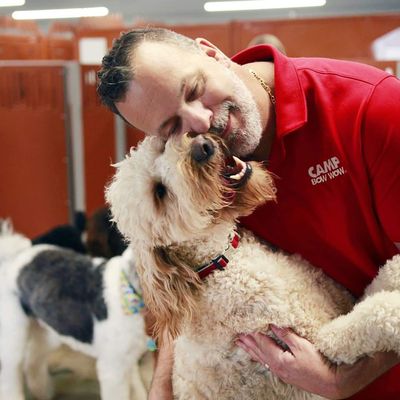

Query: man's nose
183,102,212,133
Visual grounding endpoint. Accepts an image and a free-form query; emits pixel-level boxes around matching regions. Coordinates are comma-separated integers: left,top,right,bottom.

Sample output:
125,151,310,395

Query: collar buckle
196,232,240,280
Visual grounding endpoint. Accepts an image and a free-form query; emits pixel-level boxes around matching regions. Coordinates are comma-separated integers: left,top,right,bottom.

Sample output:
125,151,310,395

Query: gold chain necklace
248,68,276,106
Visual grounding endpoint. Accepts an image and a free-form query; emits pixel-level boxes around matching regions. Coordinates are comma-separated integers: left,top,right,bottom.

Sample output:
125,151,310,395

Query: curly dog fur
107,133,400,400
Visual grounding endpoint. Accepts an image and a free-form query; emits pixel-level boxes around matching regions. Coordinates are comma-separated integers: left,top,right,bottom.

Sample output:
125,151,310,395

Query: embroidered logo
308,156,347,186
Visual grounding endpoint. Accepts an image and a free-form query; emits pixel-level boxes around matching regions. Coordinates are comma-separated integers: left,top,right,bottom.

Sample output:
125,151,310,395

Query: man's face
116,41,262,157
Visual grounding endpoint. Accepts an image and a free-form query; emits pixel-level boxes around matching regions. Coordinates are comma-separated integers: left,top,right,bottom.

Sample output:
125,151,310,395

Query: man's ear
195,37,231,66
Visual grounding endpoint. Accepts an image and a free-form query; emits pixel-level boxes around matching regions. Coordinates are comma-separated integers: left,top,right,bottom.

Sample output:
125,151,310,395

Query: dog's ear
136,245,202,343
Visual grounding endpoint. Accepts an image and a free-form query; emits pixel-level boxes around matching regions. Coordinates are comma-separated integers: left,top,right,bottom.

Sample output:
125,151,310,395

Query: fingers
236,325,310,367
237,331,283,365
237,327,341,396
236,338,263,364
270,325,298,352
236,334,266,364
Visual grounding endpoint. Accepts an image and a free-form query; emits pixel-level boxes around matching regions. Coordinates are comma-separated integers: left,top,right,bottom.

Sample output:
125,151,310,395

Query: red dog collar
196,232,240,280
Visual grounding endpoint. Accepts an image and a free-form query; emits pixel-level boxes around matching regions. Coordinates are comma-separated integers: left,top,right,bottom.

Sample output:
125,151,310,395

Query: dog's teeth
230,168,246,181
228,156,246,180
232,156,246,170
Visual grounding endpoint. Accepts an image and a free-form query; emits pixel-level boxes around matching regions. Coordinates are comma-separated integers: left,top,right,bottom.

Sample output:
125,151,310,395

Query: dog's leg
96,354,131,400
316,290,400,364
24,322,57,400
0,294,30,400
363,255,400,297
130,362,147,400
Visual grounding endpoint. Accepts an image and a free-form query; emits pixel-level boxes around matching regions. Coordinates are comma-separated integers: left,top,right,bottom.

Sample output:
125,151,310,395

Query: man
97,27,400,399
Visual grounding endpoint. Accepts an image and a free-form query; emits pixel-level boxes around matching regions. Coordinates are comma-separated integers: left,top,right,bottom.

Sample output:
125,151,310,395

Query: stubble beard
210,68,263,158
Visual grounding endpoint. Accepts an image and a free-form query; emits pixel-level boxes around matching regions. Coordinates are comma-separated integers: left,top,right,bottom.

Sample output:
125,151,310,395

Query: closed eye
187,82,199,102
186,74,205,102
168,118,181,137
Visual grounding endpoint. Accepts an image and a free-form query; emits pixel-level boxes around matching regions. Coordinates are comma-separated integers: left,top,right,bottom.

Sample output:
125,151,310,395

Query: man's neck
249,109,276,163
244,61,276,163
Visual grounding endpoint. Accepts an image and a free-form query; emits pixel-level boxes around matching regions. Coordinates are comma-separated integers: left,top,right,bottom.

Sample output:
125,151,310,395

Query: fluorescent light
204,0,326,12
0,0,25,6
12,7,109,20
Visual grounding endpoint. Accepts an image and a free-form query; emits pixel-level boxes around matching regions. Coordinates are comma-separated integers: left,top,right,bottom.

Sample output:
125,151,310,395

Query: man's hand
237,325,400,400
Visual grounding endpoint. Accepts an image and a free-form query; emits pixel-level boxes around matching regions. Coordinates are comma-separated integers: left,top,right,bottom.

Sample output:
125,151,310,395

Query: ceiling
1,0,400,30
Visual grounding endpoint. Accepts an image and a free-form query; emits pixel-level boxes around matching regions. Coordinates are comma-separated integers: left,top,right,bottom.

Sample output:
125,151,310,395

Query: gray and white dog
0,220,148,400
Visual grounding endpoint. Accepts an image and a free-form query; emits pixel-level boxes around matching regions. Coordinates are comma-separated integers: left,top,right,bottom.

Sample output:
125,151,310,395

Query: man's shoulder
292,56,390,86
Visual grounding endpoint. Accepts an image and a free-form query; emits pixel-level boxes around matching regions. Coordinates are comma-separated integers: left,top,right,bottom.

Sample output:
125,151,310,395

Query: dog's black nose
191,136,215,163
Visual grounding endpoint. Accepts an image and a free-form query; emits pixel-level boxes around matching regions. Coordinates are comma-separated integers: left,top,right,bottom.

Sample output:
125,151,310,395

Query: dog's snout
191,136,215,163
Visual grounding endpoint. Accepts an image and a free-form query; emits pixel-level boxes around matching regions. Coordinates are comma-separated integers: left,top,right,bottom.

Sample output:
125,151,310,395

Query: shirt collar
231,45,308,139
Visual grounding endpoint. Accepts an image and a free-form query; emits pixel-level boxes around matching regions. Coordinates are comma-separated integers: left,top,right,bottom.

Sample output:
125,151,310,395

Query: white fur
0,219,31,263
0,224,149,400
107,133,400,399
316,254,400,364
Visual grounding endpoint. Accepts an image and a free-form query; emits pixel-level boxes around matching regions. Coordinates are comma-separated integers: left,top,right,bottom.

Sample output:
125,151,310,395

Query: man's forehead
135,40,209,77
135,41,189,68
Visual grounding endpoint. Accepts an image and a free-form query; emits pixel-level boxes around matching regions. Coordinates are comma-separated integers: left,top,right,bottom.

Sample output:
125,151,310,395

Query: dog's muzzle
190,134,252,190
191,135,215,163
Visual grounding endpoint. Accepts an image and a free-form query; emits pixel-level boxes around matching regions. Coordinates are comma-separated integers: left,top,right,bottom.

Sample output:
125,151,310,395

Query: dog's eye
154,182,167,200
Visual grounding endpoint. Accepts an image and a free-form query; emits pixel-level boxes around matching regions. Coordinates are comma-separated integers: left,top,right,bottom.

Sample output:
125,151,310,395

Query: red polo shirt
235,45,400,399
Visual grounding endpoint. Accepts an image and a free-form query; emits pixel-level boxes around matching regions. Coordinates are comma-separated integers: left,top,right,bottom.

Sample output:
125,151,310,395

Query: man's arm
148,332,174,400
237,325,400,400
142,308,174,399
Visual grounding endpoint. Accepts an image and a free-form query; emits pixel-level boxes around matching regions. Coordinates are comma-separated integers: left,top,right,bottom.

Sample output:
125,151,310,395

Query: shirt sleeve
363,75,400,245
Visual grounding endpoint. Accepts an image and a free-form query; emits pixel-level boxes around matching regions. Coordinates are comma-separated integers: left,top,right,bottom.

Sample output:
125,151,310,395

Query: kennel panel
168,22,234,57
0,64,70,238
0,33,44,60
81,64,116,214
126,126,145,151
232,13,400,59
75,27,126,60
44,35,76,60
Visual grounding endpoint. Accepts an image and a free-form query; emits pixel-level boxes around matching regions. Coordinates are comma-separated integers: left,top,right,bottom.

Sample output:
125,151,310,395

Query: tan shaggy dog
106,133,400,400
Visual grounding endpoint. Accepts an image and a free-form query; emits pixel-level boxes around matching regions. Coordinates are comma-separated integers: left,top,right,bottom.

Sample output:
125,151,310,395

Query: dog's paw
364,255,400,297
317,290,400,365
